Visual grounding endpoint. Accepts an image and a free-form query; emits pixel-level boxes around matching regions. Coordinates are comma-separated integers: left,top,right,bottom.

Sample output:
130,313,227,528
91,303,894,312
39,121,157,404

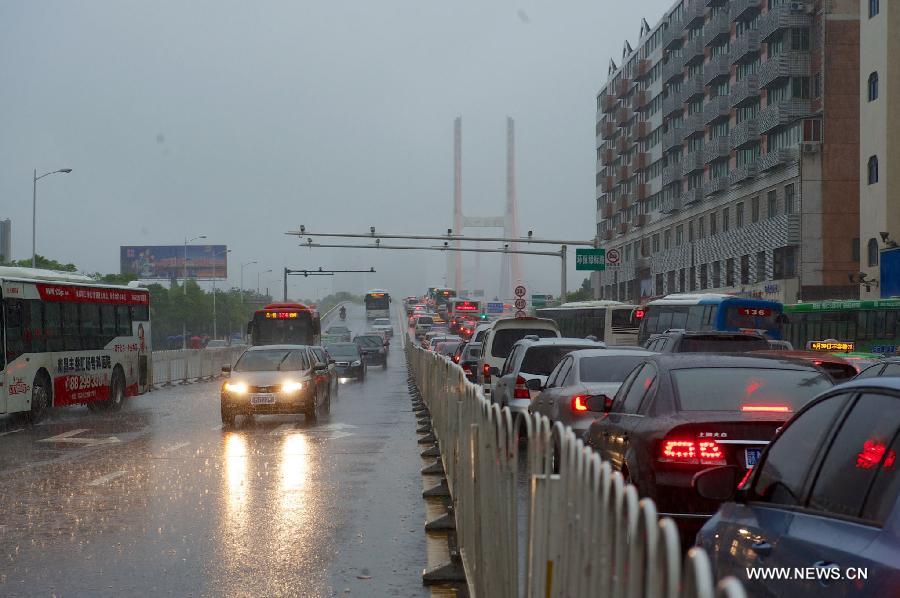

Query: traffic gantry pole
561,245,567,303
282,267,377,301
287,225,597,246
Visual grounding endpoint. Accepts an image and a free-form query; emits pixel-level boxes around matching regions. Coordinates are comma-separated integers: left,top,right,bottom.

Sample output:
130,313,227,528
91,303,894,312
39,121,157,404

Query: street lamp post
258,268,273,295
32,168,72,268
182,234,207,349
240,261,258,304
212,248,232,340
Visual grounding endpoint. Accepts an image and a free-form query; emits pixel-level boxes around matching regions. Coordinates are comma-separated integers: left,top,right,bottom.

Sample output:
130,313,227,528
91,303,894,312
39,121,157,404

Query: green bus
782,299,900,355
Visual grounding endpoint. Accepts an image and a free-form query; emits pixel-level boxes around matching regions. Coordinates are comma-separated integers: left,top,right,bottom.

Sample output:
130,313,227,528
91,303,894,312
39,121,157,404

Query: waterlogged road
0,306,428,597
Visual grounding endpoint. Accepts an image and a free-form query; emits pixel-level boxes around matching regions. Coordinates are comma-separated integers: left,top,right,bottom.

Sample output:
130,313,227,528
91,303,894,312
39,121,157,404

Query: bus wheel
25,373,52,424
105,368,126,412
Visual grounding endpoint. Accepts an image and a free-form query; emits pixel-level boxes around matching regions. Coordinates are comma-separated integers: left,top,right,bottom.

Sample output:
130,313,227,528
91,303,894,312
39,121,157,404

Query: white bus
1,267,152,421
535,300,640,346
364,289,391,321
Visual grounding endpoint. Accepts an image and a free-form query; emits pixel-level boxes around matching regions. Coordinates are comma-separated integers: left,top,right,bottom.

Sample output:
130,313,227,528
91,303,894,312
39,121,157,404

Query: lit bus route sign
265,312,299,319
808,340,855,352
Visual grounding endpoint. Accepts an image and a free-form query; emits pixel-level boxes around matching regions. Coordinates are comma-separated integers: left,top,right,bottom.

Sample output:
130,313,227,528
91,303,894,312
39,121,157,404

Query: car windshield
519,345,591,376
374,319,390,326
234,349,301,372
417,317,433,325
579,355,649,383
355,336,383,347
671,367,833,412
326,344,359,359
463,344,482,360
436,342,461,354
489,328,558,358
328,326,350,333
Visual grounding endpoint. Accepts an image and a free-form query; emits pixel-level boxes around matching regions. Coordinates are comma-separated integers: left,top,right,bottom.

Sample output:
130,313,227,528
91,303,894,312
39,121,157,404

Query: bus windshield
365,294,390,310
251,312,314,345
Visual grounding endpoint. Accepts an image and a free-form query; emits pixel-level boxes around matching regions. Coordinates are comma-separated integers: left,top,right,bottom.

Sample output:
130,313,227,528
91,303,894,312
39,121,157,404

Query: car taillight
659,437,726,465
741,405,791,413
513,375,530,399
452,355,460,364
462,364,472,373
571,394,589,412
738,466,754,490
483,363,491,382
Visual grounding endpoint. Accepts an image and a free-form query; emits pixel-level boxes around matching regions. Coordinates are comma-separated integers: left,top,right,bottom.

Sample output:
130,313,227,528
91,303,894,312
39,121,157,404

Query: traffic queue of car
408,294,900,591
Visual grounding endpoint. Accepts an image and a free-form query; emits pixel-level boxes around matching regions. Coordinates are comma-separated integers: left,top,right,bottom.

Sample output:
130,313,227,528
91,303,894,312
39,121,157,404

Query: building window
698,217,705,239
870,0,880,18
700,264,708,289
675,225,684,246
726,258,735,287
722,208,730,233
752,196,760,222
767,190,777,218
688,220,694,243
791,28,810,51
756,251,767,283
655,273,664,296
679,268,686,292
652,233,660,253
868,238,879,267
625,244,632,263
852,237,860,262
667,271,676,292
784,183,795,214
689,266,697,291
774,246,797,279
664,229,672,250
712,261,721,288
709,212,718,236
868,72,879,101
736,202,745,228
741,255,750,285
868,155,879,184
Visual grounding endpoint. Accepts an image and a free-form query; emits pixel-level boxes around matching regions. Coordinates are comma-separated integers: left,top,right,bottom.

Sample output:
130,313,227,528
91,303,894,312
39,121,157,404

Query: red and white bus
247,302,321,346
1,267,152,421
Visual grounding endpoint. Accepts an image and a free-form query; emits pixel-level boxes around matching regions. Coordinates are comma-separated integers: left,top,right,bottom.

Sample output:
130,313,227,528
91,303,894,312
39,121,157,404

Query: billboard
881,247,900,298
121,245,228,279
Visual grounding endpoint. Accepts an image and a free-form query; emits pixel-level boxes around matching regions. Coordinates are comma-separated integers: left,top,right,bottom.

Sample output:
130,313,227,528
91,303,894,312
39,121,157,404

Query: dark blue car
694,378,900,596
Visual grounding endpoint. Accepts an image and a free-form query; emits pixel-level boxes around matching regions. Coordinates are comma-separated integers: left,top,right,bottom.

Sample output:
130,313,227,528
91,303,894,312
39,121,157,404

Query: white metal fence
406,341,746,598
151,347,244,387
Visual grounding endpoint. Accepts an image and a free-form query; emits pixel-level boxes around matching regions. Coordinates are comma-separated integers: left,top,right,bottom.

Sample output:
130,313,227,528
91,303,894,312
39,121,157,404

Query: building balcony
616,77,634,99
703,95,731,124
702,137,730,163
634,213,648,228
616,195,630,212
616,165,631,183
682,187,703,206
660,194,683,214
662,58,685,84
617,221,629,235
634,59,652,81
662,91,684,118
760,3,812,42
600,93,617,113
703,11,732,47
683,74,706,101
683,149,705,173
632,89,650,111
728,162,758,185
662,161,683,186
600,120,617,139
633,152,648,171
683,0,706,29
615,135,633,153
662,18,685,50
600,147,615,166
616,106,634,127
730,74,760,107
703,175,728,197
730,118,760,149
603,228,614,241
730,30,760,64
601,202,614,219
759,51,811,88
598,174,616,193
757,147,799,172
683,35,706,66
683,112,706,136
704,54,732,85
663,125,685,152
633,120,650,139
733,0,762,21
758,99,812,133
635,182,649,201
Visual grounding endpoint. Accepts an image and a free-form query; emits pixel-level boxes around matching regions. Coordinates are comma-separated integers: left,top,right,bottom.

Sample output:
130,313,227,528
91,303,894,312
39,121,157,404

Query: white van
414,315,434,338
476,317,560,395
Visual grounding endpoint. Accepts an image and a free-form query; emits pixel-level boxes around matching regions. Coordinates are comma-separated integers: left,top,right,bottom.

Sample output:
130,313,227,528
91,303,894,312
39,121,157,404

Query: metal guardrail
406,341,746,598
151,347,244,387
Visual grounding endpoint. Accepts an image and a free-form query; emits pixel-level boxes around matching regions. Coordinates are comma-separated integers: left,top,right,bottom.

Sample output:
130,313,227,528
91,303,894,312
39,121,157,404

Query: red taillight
738,466,754,490
513,375,530,399
571,395,589,412
741,405,791,413
659,437,726,465
462,364,472,373
634,309,645,319
452,355,460,363
483,363,491,382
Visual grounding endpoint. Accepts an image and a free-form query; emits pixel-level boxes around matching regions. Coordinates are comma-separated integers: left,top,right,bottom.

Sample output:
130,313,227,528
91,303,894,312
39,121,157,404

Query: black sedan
354,334,388,368
325,342,367,382
583,353,833,546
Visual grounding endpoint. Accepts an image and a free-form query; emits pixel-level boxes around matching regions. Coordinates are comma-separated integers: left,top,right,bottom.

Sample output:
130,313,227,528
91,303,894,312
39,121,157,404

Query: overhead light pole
182,234,207,349
32,168,72,268
240,260,258,304
212,248,231,340
258,268,273,295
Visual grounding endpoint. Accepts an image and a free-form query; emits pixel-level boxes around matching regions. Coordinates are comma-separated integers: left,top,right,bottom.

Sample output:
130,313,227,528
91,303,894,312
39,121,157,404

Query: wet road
0,305,428,597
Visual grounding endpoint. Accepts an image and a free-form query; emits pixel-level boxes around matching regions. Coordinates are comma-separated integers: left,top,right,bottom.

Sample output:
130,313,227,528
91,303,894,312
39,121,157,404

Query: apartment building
859,0,899,298
594,0,859,304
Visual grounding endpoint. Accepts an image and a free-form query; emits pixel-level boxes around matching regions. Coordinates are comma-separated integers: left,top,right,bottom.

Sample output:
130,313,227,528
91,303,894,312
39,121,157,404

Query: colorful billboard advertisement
120,245,228,279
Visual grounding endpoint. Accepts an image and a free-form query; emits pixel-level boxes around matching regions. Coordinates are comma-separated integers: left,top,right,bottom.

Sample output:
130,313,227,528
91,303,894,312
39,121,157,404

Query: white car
414,315,434,338
372,318,393,338
476,317,560,396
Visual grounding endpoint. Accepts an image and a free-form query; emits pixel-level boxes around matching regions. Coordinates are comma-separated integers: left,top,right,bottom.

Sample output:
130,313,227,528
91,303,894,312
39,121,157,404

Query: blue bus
637,293,783,344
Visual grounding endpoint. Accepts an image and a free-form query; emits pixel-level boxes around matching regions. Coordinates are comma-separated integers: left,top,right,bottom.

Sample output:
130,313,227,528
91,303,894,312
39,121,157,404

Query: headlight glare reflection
224,381,248,394
281,380,304,393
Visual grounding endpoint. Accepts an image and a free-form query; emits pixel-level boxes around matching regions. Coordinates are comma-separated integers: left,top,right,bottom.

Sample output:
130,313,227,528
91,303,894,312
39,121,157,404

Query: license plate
250,393,276,405
745,448,762,468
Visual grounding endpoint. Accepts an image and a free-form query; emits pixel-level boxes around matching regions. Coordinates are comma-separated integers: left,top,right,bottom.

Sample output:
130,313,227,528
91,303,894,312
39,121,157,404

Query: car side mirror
328,358,336,365
693,466,740,501
314,362,328,373
221,365,231,375
525,378,543,391
490,366,501,377
586,394,612,412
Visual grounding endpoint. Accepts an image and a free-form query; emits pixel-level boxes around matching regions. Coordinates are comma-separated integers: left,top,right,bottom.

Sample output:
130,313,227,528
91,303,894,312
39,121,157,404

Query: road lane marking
40,429,90,441
0,428,24,437
162,441,190,453
270,423,296,435
39,429,120,445
87,471,126,486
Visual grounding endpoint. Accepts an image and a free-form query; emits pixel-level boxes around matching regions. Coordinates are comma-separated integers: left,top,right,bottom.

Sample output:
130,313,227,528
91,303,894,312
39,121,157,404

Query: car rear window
679,336,769,352
519,345,587,376
579,355,648,383
418,317,433,325
671,367,832,412
354,336,382,347
489,328,558,359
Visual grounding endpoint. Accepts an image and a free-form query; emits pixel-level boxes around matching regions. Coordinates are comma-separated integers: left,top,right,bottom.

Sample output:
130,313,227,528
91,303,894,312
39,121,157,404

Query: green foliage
2,254,78,272
564,277,594,303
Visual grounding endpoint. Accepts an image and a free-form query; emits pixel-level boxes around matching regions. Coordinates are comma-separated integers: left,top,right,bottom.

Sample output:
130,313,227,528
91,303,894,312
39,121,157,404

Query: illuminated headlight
351,360,362,366
281,380,304,393
223,381,248,394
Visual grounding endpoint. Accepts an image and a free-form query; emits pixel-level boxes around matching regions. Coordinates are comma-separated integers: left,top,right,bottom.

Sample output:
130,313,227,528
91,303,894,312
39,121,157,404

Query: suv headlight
224,381,248,394
351,360,362,366
281,380,304,393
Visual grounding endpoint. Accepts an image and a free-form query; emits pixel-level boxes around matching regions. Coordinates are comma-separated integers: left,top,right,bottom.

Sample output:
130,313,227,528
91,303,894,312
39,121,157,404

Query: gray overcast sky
0,0,671,300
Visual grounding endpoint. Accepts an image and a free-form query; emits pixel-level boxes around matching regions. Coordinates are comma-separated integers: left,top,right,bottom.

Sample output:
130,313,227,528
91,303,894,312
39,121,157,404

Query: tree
2,254,78,271
565,277,594,302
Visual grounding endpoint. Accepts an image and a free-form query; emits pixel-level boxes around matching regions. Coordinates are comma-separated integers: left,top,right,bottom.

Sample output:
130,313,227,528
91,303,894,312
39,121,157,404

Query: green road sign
575,248,606,271
532,294,549,308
